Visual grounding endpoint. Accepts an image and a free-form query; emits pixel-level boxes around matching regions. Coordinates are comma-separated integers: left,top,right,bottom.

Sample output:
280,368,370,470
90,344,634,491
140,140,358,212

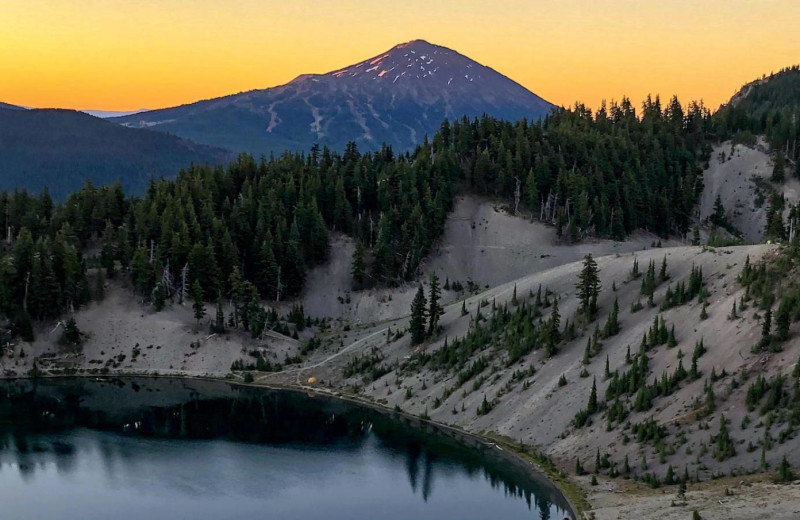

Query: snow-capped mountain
114,40,554,155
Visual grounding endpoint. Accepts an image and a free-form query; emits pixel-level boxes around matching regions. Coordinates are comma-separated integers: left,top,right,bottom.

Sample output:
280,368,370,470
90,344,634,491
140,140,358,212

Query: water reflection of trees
0,378,572,519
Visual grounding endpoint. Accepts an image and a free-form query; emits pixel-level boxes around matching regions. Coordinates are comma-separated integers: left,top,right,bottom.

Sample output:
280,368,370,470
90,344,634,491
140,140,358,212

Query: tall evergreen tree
427,272,442,336
410,284,427,345
576,254,601,317
192,280,205,329
351,241,366,289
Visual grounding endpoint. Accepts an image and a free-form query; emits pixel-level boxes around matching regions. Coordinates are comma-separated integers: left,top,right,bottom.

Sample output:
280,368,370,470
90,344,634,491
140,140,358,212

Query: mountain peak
115,41,553,155
391,39,437,50
325,39,485,85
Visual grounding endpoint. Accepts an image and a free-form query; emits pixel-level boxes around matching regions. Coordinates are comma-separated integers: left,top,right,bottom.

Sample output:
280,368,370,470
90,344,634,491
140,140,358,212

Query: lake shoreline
1,370,583,519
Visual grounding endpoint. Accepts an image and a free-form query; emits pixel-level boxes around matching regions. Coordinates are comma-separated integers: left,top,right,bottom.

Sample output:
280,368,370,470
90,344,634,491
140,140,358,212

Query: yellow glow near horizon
1,0,798,112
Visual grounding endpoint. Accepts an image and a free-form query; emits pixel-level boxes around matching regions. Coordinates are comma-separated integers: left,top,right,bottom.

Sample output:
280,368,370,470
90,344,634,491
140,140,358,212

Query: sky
1,0,798,112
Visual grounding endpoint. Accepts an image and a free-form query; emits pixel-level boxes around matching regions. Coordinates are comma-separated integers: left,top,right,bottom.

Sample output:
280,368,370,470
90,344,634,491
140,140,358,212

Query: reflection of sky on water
0,380,571,520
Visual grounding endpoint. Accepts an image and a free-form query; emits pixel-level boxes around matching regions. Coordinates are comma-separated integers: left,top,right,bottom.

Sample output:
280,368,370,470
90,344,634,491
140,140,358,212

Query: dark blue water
0,378,573,520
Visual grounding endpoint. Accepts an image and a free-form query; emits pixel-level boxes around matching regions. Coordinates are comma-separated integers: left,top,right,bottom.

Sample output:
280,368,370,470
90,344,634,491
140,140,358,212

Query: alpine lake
0,377,574,520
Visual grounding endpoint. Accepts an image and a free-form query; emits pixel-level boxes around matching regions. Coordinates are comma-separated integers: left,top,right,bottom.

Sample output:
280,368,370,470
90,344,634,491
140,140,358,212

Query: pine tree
351,240,366,289
775,298,791,342
212,294,225,334
641,260,656,304
525,168,538,216
665,465,675,485
711,195,726,227
776,455,794,483
427,273,442,336
576,254,601,317
772,151,786,183
588,377,598,413
583,338,592,365
631,258,640,278
604,297,620,337
410,284,427,345
61,316,83,346
153,282,166,311
660,255,668,281
191,280,205,329
94,268,105,301
545,298,561,357
282,223,306,297
677,476,687,501
254,238,280,300
714,415,735,461
761,307,773,347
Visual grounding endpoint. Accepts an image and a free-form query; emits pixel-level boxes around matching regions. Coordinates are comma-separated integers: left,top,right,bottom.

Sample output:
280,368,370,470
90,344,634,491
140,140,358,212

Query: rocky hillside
114,40,554,155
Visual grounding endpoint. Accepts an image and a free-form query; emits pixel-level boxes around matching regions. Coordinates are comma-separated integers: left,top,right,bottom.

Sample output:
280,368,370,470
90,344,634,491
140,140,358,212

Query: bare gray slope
700,138,800,242
298,196,681,322
297,244,793,488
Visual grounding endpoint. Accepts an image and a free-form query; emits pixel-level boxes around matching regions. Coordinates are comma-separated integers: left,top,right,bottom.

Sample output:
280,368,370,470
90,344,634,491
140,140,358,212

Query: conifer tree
631,258,640,279
604,297,620,337
427,273,442,336
61,316,83,346
94,269,105,301
761,307,773,348
410,284,427,345
713,415,735,461
641,260,656,305
576,254,601,318
776,455,794,483
775,298,790,342
351,240,366,289
192,280,205,329
153,282,166,311
588,376,598,413
545,298,561,357
212,294,225,334
772,151,786,183
255,238,280,300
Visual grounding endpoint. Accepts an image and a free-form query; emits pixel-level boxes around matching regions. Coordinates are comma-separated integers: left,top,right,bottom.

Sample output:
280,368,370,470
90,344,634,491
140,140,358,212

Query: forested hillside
714,66,800,178
0,95,721,337
6,69,800,344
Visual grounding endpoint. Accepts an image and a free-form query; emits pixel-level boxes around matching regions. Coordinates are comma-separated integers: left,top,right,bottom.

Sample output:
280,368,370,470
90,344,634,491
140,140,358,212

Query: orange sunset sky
1,0,798,112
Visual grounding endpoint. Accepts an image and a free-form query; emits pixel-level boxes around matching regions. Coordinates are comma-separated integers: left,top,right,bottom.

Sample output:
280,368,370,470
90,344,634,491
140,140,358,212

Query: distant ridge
0,101,25,111
0,108,233,198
